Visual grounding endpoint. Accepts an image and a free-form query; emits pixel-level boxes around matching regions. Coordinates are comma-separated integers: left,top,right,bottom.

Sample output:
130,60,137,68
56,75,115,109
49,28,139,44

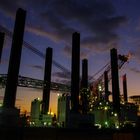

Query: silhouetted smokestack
42,47,53,114
81,59,88,89
81,59,88,114
123,74,128,102
71,32,80,113
104,71,109,101
110,48,120,114
0,32,5,63
3,8,26,108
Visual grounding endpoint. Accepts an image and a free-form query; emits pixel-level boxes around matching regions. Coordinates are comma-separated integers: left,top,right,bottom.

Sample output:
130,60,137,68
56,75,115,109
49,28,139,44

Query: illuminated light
57,93,60,96
99,102,102,105
104,106,108,110
48,122,52,126
114,113,117,117
105,121,108,125
51,112,54,115
79,95,81,99
95,124,101,129
48,112,50,115
37,97,40,100
44,122,47,126
111,112,114,115
98,85,102,91
116,125,119,129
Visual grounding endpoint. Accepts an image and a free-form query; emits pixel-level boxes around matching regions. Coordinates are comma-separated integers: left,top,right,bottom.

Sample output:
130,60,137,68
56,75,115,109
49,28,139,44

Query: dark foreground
0,127,140,140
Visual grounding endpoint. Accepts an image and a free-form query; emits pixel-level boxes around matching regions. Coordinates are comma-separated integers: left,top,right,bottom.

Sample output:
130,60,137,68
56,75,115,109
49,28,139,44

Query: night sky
0,0,140,114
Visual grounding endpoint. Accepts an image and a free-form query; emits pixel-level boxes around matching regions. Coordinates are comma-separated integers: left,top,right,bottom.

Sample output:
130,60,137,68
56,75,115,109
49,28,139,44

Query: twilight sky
0,0,140,114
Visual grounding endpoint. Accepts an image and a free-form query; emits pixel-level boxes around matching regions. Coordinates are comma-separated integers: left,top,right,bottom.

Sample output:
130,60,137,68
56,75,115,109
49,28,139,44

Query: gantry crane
89,53,131,100
0,25,71,78
0,25,131,95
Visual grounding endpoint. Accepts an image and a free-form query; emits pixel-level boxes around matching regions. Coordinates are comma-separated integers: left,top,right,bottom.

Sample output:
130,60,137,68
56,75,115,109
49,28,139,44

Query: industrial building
0,8,139,130
30,98,54,127
0,8,26,127
57,93,70,127
30,98,41,126
129,96,140,116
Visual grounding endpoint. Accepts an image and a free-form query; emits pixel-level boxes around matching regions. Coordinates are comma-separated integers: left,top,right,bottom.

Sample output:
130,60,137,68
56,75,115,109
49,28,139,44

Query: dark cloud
0,0,27,17
126,37,140,62
63,45,71,58
27,64,44,71
54,78,71,85
0,59,8,64
52,72,70,79
40,0,127,45
63,45,90,59
136,23,140,31
52,71,93,82
92,16,127,33
0,0,128,56
129,67,140,74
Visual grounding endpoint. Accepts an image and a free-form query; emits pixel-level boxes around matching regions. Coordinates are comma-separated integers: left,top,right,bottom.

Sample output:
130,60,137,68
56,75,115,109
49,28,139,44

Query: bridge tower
80,59,89,114
0,32,5,63
122,74,128,103
0,8,26,127
42,47,53,114
71,32,80,113
104,71,109,102
110,48,120,115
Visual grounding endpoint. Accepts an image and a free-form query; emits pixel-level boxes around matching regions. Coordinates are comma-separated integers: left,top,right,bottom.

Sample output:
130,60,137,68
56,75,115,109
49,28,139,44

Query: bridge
0,74,70,92
0,25,130,95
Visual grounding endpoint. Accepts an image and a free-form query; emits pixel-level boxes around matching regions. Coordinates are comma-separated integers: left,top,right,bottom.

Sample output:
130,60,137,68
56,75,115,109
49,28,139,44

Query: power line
0,25,71,77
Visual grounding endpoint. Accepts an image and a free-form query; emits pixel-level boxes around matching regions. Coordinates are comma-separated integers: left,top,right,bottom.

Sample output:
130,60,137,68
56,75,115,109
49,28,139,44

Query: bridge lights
104,106,108,110
98,85,102,91
114,113,117,117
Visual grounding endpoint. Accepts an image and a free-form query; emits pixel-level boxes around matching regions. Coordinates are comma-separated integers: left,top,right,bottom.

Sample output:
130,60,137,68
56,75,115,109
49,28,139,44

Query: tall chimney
81,59,88,114
3,8,26,108
110,48,120,114
71,32,80,113
104,71,109,101
123,74,128,103
42,47,53,114
81,59,88,89
0,32,5,63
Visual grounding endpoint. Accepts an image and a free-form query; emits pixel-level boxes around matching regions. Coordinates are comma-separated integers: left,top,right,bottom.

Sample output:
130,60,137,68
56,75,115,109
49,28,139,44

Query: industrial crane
89,53,131,100
0,74,70,92
0,25,71,78
0,25,131,95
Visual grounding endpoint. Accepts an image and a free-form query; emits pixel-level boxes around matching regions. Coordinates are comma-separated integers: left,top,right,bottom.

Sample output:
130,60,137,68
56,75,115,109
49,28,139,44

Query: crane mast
89,54,130,102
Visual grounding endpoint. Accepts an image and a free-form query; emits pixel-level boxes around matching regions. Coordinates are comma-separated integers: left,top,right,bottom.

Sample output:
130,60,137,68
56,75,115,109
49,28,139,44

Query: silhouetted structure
81,59,88,89
42,47,53,114
57,94,70,127
0,32,4,63
110,48,120,115
81,59,88,114
31,98,41,124
104,71,109,101
123,74,128,103
3,8,26,108
71,32,80,113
